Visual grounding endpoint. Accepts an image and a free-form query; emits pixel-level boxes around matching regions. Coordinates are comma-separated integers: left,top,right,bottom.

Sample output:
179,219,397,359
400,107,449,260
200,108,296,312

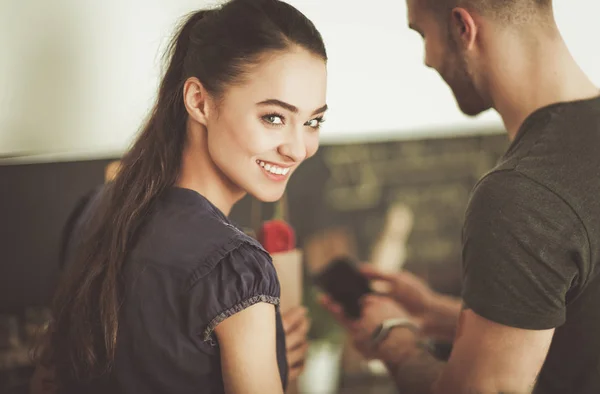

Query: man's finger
318,293,354,328
360,294,388,306
318,294,343,317
359,265,399,283
317,293,340,312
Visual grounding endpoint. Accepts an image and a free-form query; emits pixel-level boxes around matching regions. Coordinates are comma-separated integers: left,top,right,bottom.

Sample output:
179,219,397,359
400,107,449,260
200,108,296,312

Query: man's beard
441,49,491,117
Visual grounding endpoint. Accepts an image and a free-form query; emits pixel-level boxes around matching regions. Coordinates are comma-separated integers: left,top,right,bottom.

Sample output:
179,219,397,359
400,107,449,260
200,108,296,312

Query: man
321,0,600,393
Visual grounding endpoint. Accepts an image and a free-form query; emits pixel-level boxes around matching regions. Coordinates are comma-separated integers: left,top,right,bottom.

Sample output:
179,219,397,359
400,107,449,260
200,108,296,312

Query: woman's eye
305,117,325,129
263,115,284,125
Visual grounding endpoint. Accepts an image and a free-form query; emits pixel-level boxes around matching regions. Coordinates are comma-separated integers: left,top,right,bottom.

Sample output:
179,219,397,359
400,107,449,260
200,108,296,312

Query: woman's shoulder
186,230,275,291
187,238,280,349
134,187,272,285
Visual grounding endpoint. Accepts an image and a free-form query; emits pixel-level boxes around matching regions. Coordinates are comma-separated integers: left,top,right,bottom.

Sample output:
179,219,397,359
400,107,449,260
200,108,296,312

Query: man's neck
487,32,598,140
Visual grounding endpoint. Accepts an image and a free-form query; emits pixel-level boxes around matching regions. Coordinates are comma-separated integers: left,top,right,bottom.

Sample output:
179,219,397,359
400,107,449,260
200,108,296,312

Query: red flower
257,220,296,254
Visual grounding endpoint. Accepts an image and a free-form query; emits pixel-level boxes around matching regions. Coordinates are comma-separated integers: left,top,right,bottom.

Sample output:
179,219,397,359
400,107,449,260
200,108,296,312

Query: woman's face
205,48,327,202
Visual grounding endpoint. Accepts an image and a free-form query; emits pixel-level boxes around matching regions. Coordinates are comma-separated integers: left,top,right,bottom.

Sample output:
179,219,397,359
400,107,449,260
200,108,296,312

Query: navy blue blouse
63,186,288,394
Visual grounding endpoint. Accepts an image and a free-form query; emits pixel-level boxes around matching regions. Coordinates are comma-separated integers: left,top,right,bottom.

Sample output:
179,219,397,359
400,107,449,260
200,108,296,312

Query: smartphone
314,256,372,319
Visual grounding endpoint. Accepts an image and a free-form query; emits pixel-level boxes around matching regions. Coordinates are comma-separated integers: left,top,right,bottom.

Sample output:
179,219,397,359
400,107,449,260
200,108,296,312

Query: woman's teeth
257,160,290,175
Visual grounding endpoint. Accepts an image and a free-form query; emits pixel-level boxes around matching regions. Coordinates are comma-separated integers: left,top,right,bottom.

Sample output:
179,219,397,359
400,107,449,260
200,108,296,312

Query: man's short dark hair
427,0,553,25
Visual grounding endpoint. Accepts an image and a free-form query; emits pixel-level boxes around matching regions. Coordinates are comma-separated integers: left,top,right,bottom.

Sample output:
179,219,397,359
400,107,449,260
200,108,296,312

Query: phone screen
314,257,372,319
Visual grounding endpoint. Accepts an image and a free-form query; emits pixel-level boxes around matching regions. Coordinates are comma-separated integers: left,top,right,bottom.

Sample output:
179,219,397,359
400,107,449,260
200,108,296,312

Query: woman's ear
183,77,211,126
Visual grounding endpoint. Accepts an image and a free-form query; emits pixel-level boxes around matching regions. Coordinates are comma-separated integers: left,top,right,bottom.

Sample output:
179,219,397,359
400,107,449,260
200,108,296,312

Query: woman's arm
215,302,284,394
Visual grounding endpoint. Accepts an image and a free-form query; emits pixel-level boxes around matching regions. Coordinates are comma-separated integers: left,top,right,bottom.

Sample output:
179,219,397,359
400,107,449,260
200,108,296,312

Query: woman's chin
251,187,286,203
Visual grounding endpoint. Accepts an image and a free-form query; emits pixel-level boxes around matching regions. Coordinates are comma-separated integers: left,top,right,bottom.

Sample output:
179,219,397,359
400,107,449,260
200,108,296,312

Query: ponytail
37,9,212,386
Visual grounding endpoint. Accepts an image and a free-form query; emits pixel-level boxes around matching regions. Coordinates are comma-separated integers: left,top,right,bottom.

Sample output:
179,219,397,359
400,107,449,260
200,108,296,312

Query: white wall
1,0,599,160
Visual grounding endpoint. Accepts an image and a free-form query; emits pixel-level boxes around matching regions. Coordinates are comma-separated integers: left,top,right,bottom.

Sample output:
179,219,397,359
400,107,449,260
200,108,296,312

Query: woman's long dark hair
36,0,326,387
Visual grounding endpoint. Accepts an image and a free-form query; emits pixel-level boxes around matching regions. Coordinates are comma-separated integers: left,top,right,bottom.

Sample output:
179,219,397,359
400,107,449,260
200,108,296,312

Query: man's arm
322,294,553,394
434,308,552,393
422,293,462,343
376,306,552,394
377,326,444,394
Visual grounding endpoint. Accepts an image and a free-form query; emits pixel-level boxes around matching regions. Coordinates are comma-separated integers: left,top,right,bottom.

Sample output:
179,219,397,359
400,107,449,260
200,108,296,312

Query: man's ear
183,77,211,126
451,7,478,51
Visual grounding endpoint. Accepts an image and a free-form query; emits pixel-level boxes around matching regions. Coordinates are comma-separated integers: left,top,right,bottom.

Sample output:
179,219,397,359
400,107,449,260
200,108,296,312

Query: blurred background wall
2,0,599,160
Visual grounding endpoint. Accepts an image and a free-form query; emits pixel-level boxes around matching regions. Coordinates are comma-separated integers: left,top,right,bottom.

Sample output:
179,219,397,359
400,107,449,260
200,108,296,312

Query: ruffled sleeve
187,241,280,352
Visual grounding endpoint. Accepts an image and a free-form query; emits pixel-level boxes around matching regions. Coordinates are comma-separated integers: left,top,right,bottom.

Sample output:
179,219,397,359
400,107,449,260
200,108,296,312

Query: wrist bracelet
369,318,420,349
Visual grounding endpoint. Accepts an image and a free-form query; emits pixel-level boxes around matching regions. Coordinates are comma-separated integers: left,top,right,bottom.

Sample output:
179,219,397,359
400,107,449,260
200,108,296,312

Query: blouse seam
185,235,271,291
185,235,245,291
202,294,280,346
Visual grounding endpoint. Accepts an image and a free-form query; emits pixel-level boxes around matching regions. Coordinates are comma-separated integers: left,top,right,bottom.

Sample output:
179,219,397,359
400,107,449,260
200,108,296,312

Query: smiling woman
33,1,327,394
178,47,328,205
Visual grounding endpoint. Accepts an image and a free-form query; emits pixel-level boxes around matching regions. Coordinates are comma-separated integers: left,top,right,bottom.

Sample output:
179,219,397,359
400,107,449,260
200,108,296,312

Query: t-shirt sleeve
187,241,280,351
461,170,588,330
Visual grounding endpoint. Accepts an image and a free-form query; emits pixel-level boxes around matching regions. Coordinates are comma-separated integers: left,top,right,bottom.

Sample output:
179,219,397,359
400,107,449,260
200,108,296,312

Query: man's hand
359,266,434,317
319,293,418,362
281,306,310,381
360,266,461,342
